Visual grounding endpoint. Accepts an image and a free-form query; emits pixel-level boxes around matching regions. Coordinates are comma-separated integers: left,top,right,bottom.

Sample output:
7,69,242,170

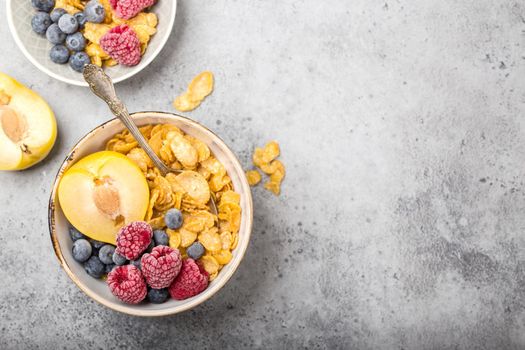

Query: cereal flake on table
249,141,286,195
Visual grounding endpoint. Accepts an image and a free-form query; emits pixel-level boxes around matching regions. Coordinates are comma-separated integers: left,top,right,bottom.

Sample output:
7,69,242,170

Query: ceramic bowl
7,0,176,87
48,112,253,316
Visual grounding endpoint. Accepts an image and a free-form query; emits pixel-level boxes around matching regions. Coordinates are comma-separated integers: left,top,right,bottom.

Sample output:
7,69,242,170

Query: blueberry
58,14,78,34
72,239,92,262
98,244,116,264
31,12,52,35
50,8,66,22
50,45,70,64
69,51,90,72
104,263,115,274
146,239,155,253
31,0,55,12
46,23,66,44
153,229,169,246
130,259,141,270
147,288,169,304
84,256,105,278
65,32,86,51
112,251,127,266
165,208,183,230
68,226,84,241
90,239,105,249
84,1,105,23
186,242,205,260
74,12,87,29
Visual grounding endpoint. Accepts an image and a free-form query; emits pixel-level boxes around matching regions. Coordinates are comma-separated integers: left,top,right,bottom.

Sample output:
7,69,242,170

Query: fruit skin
84,256,105,278
169,258,209,300
164,208,183,230
31,12,52,35
98,244,116,264
50,8,66,22
147,288,169,304
69,51,90,72
141,246,182,289
74,12,87,28
99,25,141,66
58,14,78,34
107,265,147,304
112,251,127,266
69,226,84,241
72,239,92,262
153,229,168,246
186,242,205,260
46,23,66,44
31,0,55,12
65,32,86,52
84,1,106,23
0,72,57,171
57,151,149,243
50,45,70,64
116,221,152,260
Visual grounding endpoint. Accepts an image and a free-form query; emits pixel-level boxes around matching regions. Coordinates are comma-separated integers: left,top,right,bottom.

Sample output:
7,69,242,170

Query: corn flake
173,71,214,112
246,170,262,186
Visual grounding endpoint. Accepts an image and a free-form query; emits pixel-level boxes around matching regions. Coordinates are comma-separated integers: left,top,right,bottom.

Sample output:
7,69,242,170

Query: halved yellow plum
58,151,150,244
0,72,57,170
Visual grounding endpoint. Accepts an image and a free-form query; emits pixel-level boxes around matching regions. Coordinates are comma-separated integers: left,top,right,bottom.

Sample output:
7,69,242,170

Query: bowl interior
49,112,253,316
7,1,176,86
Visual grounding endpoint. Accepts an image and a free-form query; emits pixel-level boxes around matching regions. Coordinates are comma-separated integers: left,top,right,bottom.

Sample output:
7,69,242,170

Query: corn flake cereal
250,141,285,195
173,71,214,112
104,124,241,278
246,170,261,186
71,1,158,67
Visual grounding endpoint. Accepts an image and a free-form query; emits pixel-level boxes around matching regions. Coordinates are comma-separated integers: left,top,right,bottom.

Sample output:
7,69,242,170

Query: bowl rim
48,111,253,316
6,0,177,87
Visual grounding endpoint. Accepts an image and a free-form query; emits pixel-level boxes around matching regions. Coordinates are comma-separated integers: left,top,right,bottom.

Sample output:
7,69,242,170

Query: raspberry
168,259,209,300
141,246,182,289
107,265,147,304
115,221,152,260
99,25,141,66
109,0,156,20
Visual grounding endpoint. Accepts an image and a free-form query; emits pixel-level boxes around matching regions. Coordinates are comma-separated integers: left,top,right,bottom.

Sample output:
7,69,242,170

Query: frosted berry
84,256,105,278
32,12,52,35
46,23,66,44
153,229,168,246
116,221,152,260
84,1,106,23
98,244,116,264
164,208,183,230
169,259,209,300
186,242,205,260
147,288,169,304
141,246,182,289
112,251,127,266
50,8,67,23
72,239,92,262
107,265,147,304
99,24,141,66
58,14,78,34
109,0,156,20
32,0,55,12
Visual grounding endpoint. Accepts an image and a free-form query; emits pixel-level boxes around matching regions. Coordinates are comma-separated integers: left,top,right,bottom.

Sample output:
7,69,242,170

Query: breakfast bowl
7,0,176,87
48,111,253,316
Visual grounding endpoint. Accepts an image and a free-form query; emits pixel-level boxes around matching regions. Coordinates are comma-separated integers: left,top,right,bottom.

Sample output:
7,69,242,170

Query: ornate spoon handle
83,64,174,176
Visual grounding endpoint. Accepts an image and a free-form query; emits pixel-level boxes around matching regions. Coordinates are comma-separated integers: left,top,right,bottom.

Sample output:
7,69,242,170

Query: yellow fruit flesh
58,151,150,244
0,72,57,171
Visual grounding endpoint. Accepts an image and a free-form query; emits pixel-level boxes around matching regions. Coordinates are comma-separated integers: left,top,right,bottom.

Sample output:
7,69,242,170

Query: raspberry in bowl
48,112,253,316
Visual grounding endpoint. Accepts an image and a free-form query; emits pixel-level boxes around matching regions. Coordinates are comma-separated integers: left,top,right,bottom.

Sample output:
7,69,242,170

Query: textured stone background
1,0,524,349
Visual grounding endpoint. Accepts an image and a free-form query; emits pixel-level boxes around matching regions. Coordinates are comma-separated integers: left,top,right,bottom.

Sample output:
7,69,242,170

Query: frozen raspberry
141,246,182,289
109,0,156,20
115,221,152,260
169,259,209,300
107,265,147,304
99,25,141,66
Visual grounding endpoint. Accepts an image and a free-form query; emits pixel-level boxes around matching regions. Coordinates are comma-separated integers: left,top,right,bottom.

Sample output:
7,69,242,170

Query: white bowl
48,112,253,316
7,1,176,87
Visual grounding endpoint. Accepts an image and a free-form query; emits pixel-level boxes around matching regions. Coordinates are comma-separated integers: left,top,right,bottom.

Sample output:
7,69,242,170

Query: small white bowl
48,112,253,316
7,1,176,87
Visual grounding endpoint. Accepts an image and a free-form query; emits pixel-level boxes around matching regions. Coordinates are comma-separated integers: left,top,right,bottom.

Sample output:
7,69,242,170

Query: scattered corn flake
246,170,261,186
173,71,214,112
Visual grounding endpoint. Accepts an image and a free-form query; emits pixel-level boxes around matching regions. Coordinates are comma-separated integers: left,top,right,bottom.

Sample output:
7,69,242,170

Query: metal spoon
83,64,218,214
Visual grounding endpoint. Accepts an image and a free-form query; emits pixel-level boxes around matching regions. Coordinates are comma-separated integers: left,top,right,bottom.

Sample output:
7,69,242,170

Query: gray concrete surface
1,0,524,349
